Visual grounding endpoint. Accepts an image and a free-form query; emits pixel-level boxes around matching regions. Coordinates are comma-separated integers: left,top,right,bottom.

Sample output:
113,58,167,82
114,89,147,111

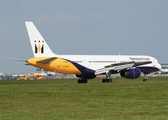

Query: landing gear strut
102,72,112,83
143,73,148,82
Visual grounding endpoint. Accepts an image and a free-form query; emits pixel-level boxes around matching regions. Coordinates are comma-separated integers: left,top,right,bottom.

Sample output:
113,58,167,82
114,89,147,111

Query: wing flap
95,62,134,75
95,61,152,75
133,61,152,67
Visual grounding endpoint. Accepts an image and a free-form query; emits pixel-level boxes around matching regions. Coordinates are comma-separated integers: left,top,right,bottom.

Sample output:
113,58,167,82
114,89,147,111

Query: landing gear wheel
102,79,112,83
109,79,112,82
77,79,88,83
143,73,148,82
143,79,148,82
102,72,112,83
78,79,81,83
83,79,87,83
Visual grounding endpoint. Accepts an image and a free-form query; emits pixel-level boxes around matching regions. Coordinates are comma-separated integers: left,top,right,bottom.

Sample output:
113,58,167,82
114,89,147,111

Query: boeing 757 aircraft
25,21,161,83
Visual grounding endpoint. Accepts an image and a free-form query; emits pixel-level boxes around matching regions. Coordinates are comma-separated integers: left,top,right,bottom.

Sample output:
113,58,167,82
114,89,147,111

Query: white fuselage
57,54,161,71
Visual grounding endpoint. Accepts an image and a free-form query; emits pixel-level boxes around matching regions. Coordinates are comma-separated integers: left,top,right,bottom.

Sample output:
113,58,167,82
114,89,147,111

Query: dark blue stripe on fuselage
137,66,159,74
66,59,95,75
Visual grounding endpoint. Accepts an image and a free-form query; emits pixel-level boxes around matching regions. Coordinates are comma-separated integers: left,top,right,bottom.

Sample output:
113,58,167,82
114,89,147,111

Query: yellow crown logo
35,40,44,53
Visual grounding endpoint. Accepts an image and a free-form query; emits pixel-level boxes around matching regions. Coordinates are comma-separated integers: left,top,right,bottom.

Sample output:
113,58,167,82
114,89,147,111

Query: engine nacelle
120,68,141,79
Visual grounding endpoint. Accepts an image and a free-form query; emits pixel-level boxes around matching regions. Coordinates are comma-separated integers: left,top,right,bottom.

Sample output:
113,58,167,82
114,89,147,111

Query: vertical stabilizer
25,21,55,57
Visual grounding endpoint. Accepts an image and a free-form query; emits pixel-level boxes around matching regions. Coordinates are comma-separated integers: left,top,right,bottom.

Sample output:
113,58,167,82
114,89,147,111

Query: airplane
160,68,168,74
24,21,161,83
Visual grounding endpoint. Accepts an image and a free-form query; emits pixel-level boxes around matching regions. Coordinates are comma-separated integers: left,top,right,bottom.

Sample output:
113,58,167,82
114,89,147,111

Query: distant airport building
161,63,168,69
0,73,5,76
160,64,168,74
36,68,76,78
0,73,5,80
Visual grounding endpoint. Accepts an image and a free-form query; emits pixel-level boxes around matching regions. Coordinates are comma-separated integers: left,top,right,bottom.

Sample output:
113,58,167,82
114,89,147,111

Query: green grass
0,77,168,120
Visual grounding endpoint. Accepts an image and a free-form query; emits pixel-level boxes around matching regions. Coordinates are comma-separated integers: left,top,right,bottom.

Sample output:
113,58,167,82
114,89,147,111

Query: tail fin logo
34,40,44,53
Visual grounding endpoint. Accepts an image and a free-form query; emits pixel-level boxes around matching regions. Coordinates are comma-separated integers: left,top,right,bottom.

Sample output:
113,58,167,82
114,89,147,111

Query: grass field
0,77,168,120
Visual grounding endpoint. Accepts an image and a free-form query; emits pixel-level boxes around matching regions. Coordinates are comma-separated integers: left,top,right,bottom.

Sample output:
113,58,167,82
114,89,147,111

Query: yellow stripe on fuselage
27,57,82,74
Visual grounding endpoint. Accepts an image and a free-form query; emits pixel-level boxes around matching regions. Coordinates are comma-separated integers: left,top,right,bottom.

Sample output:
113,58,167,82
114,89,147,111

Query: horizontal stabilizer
36,57,58,64
4,57,26,62
25,64,31,65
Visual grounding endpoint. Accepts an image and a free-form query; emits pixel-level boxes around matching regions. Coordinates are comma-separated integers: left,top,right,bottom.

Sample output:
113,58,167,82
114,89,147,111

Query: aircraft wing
95,61,152,75
36,57,58,64
132,61,152,67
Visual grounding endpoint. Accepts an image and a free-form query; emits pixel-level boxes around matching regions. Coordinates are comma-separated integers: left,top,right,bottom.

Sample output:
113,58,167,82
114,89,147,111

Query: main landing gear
102,72,112,83
77,78,88,83
143,73,148,82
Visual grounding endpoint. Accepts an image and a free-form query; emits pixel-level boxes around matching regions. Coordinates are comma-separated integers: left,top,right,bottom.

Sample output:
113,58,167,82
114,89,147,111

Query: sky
0,0,168,74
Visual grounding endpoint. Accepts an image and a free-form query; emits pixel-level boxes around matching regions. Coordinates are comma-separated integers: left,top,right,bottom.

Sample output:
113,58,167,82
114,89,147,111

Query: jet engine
120,68,141,79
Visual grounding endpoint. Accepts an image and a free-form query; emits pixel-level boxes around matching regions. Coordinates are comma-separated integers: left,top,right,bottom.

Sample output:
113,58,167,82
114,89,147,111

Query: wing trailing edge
95,61,152,75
